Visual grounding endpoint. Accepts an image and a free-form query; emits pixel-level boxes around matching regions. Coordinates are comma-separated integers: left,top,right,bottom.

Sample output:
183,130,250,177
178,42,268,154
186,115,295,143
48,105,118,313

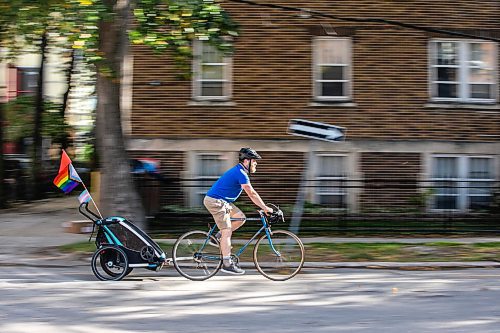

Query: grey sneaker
221,262,245,275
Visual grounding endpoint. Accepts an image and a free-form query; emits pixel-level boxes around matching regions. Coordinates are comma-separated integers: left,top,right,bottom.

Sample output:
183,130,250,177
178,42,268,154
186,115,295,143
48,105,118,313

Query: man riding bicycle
203,148,274,275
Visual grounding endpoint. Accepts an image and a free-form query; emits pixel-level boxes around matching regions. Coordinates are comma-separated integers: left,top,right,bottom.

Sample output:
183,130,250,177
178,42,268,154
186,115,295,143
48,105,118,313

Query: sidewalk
1,196,499,269
0,196,88,265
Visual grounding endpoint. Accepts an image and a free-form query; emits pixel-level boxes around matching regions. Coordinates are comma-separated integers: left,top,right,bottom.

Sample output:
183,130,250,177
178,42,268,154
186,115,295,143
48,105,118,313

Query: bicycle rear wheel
172,230,222,281
253,230,305,281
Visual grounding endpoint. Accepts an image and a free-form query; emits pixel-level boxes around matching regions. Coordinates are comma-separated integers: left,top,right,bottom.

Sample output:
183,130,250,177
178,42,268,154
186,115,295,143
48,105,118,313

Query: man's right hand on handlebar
263,205,274,215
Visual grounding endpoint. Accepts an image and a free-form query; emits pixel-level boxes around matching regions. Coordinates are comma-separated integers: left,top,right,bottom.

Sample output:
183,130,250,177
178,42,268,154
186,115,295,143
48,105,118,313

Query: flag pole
81,181,103,219
57,149,103,218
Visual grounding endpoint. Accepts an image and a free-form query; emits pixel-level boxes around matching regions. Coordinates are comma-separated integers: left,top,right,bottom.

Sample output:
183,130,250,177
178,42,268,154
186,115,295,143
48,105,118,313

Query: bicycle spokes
253,230,305,281
172,231,222,281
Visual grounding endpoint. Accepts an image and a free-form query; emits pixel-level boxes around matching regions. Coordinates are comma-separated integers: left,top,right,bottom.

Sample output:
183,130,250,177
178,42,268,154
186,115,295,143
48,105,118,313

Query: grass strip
58,241,500,262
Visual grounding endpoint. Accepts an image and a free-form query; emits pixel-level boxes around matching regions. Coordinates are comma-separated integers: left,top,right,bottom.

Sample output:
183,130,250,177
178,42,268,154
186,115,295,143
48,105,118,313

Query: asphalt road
1,266,500,333
2,197,500,332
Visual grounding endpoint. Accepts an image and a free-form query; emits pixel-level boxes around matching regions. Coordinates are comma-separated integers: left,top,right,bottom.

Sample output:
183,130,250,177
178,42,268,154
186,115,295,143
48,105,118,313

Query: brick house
126,1,500,215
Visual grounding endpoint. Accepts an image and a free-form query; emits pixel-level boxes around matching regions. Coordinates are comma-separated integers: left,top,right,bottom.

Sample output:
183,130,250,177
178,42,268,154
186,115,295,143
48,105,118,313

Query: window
431,157,459,210
314,154,347,209
431,155,495,211
17,67,39,96
430,40,497,103
194,153,225,206
192,40,232,100
313,37,352,101
468,157,495,210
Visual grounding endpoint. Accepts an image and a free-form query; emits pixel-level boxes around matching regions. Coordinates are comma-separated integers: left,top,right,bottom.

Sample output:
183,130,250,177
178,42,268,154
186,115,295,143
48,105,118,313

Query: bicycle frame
204,210,281,260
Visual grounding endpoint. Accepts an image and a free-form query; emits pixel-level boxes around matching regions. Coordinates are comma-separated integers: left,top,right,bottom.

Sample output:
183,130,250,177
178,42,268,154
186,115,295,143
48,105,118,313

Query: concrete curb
2,255,500,270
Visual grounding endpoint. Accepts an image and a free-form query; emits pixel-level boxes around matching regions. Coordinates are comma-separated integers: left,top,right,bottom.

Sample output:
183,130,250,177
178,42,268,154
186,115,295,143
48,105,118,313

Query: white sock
223,256,231,266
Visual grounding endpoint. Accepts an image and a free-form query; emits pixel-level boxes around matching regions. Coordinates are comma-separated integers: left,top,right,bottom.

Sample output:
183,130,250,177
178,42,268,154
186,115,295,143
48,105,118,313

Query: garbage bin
132,158,161,217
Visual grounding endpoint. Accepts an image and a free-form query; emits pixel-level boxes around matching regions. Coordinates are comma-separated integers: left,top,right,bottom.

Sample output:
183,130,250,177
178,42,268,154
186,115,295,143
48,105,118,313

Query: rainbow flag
53,150,82,194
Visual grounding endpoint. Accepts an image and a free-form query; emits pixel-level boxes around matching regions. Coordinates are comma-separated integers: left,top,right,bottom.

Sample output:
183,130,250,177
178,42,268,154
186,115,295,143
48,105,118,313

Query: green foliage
472,242,500,249
43,108,72,144
1,0,238,126
59,241,95,253
130,0,238,76
1,0,79,58
82,143,95,163
306,242,500,262
0,0,24,55
3,96,71,144
0,0,237,68
66,0,108,63
408,188,436,212
132,0,238,52
0,0,238,79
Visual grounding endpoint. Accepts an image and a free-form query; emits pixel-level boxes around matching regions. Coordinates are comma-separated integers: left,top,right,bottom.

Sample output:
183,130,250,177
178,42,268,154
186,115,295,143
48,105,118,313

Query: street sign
287,119,346,142
287,119,347,235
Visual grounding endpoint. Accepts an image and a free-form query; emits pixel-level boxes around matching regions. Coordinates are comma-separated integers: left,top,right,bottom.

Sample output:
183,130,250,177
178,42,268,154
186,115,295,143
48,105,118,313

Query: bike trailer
79,202,167,280
94,216,166,268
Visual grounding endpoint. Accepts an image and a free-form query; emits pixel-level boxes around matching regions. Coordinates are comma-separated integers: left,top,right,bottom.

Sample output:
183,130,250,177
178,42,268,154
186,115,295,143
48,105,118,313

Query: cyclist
203,147,274,275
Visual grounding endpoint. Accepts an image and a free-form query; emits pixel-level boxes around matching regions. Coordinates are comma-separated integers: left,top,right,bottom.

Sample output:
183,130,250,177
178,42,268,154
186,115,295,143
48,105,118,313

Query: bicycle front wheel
253,230,305,281
172,230,222,281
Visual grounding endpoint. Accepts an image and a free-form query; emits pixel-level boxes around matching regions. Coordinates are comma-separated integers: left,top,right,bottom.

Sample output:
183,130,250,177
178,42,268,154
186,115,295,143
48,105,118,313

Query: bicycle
172,204,305,281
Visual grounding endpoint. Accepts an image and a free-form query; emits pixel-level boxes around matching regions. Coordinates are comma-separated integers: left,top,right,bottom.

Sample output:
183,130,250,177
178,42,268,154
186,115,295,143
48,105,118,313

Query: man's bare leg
230,210,246,232
220,227,232,264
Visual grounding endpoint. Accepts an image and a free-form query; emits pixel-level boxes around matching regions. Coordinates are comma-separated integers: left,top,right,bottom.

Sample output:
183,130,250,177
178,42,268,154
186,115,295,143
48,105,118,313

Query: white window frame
192,40,232,101
194,153,224,206
312,37,352,102
313,153,348,210
430,155,495,212
429,39,498,103
189,152,234,207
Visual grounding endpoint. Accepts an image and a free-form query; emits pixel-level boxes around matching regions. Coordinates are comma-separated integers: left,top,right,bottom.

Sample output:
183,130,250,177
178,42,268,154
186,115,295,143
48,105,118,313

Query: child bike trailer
79,202,167,281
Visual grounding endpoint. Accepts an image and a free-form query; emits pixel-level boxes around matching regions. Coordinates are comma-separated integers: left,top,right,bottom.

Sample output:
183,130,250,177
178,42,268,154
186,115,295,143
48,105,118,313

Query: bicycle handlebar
262,204,285,224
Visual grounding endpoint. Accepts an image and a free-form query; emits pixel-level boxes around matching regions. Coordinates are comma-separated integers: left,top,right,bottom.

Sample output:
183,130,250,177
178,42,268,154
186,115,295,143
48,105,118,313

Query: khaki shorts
203,196,243,230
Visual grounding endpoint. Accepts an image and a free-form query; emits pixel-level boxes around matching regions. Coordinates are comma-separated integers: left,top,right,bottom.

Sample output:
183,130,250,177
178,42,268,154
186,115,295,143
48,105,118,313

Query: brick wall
242,151,305,205
359,152,421,211
131,0,500,142
129,1,499,212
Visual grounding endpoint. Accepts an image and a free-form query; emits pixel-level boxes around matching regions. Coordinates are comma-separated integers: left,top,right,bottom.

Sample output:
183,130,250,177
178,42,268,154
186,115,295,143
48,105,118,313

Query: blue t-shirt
206,164,250,202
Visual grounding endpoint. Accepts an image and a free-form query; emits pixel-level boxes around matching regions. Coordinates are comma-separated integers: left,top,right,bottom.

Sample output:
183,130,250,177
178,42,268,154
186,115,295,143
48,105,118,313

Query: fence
137,176,500,235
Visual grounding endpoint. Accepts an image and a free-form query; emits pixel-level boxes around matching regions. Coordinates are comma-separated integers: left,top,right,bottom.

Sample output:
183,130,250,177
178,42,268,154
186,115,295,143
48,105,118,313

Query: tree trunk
96,0,146,227
32,30,48,200
60,48,75,151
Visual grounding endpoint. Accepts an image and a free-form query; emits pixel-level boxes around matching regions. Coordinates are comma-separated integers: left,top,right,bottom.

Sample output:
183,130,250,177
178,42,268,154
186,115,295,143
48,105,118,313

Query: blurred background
1,0,499,235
